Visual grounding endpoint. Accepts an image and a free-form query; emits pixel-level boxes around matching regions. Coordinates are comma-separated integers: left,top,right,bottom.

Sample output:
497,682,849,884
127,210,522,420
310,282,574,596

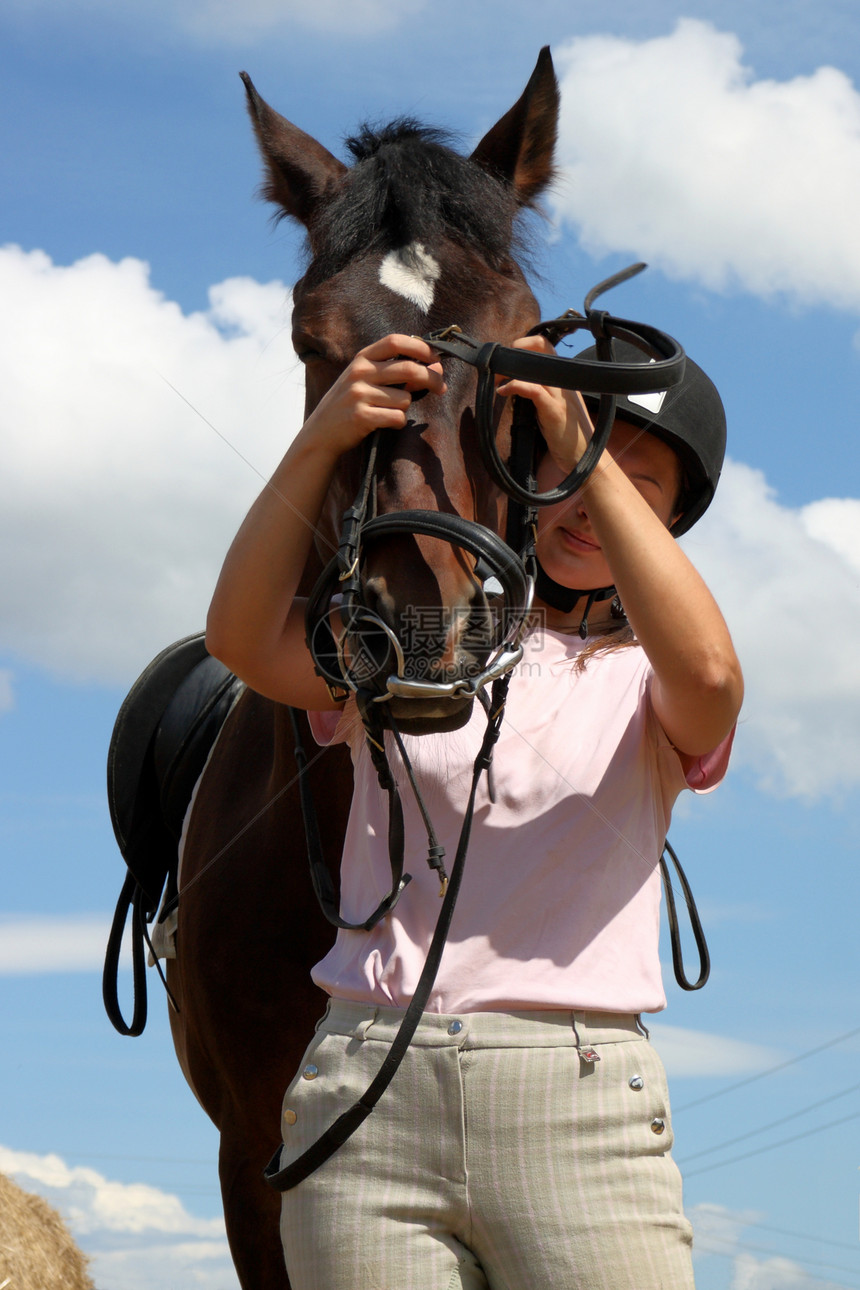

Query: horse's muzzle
305,512,532,713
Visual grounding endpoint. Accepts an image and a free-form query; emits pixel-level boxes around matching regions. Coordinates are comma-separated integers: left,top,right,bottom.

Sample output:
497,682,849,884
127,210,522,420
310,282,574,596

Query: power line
678,1079,860,1162
674,1023,860,1113
739,1220,860,1256
683,1109,860,1177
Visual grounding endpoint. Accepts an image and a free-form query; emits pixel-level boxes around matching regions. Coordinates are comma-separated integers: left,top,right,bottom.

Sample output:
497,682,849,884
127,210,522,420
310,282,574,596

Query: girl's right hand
495,334,595,478
300,333,447,460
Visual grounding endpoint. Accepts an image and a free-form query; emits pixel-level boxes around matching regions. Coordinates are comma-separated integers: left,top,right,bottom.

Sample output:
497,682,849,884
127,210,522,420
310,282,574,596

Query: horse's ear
471,47,559,205
240,72,347,230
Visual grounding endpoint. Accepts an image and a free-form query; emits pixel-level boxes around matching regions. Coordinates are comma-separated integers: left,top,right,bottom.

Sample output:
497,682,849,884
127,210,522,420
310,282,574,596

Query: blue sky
2,2,859,1287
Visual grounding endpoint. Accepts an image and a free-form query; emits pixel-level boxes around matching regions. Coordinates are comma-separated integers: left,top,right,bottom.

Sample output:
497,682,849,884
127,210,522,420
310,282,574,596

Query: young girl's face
535,420,682,591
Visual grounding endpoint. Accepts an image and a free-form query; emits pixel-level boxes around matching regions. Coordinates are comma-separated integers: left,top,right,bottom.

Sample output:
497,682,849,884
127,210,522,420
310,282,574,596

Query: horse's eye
292,335,326,363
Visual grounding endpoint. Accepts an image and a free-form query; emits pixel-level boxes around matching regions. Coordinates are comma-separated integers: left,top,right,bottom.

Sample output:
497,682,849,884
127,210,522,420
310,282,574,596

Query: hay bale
0,1170,94,1290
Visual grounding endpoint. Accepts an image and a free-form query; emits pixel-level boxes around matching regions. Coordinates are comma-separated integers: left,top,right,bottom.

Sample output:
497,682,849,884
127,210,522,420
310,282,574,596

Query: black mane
305,118,526,283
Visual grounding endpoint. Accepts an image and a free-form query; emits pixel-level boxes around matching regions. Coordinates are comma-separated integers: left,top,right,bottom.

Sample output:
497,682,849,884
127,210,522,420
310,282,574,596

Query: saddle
104,632,244,1035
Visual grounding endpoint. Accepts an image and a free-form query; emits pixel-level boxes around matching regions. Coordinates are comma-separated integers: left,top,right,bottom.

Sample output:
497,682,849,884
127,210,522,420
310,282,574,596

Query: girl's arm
572,448,743,759
498,341,743,759
206,334,446,709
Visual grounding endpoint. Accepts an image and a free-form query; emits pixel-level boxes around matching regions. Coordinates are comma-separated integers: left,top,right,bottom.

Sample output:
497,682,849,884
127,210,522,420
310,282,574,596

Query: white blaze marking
379,242,441,312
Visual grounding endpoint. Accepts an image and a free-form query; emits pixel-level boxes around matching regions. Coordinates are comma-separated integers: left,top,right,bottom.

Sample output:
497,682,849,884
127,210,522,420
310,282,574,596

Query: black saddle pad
107,633,243,915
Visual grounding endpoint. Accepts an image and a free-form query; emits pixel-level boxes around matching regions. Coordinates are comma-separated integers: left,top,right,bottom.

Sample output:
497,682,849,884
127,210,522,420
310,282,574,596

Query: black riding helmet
577,340,727,536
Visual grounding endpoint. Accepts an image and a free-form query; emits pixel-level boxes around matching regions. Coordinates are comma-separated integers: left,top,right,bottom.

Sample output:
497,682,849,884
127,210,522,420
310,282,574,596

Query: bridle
431,262,685,509
265,265,700,1193
306,502,533,707
304,263,685,708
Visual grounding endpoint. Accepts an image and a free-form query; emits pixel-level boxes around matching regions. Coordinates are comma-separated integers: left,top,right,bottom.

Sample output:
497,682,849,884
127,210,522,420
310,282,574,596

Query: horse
165,50,560,1290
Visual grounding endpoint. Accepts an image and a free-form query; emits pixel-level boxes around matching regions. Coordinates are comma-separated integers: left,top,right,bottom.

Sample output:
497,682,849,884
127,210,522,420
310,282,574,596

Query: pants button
447,1020,463,1035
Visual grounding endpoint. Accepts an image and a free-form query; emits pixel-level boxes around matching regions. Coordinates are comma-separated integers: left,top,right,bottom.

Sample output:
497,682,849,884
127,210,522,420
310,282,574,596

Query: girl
207,332,743,1290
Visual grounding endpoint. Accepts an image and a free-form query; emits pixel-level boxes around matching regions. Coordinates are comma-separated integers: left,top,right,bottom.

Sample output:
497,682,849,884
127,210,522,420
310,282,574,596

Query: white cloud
800,497,860,574
730,1257,845,1290
683,460,860,800
691,1202,763,1264
648,1023,779,1078
0,245,303,687
690,1203,853,1290
553,20,860,312
0,915,121,974
0,1145,239,1290
90,1241,240,1290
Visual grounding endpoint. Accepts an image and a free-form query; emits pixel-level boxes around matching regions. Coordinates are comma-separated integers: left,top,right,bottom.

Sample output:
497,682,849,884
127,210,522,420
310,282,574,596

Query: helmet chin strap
534,560,619,640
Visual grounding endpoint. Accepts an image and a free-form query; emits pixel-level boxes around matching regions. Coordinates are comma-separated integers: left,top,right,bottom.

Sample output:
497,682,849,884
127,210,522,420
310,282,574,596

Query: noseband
304,456,534,706
304,263,685,705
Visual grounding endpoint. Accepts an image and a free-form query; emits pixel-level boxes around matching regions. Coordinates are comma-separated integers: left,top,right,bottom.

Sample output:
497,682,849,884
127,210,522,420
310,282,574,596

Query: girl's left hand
496,335,595,475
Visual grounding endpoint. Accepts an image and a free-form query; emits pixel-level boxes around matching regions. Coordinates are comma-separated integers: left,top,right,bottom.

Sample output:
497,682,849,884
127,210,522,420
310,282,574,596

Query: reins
266,265,708,1192
659,840,711,991
265,674,510,1191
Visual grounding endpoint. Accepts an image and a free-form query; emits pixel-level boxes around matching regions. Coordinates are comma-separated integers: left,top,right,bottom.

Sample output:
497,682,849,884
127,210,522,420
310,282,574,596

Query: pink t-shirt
308,628,733,1015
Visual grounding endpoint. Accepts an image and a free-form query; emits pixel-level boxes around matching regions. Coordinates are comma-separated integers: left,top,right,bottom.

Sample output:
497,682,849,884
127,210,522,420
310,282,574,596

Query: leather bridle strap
428,316,684,395
360,511,530,604
265,674,511,1192
426,263,686,510
102,871,149,1037
287,706,411,932
659,840,711,991
474,363,618,508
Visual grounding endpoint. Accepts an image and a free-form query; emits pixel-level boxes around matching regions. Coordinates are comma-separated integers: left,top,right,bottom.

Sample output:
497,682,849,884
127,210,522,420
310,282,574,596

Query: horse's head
242,51,559,731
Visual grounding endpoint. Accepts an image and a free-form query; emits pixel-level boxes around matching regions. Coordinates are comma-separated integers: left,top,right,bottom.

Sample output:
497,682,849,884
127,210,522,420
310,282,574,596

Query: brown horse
166,51,560,1289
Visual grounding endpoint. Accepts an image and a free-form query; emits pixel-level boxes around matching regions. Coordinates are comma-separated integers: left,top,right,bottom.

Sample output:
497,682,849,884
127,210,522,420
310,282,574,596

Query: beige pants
279,1001,694,1290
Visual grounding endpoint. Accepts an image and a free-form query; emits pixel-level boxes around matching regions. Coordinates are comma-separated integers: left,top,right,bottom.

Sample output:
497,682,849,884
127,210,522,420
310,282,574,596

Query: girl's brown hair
574,610,635,671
